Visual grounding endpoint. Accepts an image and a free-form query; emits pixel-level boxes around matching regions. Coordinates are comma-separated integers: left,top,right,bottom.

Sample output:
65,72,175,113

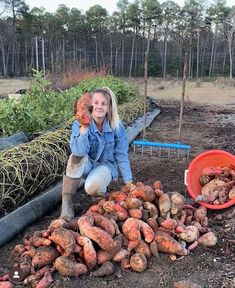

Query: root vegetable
54,256,87,276
158,193,171,217
201,179,226,203
35,271,53,288
178,225,199,243
128,208,142,219
170,192,185,216
121,257,131,269
149,241,159,257
122,218,154,244
129,253,147,272
32,247,59,268
31,237,52,248
143,202,158,218
102,201,128,221
125,197,142,209
49,228,75,257
134,240,151,258
146,218,158,232
155,231,188,256
97,234,122,264
193,207,207,225
198,232,217,247
78,236,97,271
129,184,155,202
89,212,115,237
110,218,121,235
127,239,141,251
108,191,127,202
90,261,114,277
160,219,178,230
139,220,154,243
49,218,68,232
77,215,116,251
112,248,131,262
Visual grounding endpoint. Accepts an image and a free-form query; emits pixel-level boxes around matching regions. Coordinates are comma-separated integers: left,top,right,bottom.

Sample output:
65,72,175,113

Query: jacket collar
91,117,112,133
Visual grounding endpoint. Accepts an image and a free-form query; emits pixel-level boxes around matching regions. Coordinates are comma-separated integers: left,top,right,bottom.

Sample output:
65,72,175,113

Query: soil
1,99,235,288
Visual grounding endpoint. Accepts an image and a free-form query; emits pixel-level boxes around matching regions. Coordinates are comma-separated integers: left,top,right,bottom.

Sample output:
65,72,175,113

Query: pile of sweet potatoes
197,166,235,204
2,180,218,287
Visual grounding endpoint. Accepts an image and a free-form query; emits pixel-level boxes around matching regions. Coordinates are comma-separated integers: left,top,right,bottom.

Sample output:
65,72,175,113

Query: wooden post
179,51,188,141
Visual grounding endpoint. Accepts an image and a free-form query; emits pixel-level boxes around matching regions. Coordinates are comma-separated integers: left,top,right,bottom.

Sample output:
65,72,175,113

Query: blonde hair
92,87,120,130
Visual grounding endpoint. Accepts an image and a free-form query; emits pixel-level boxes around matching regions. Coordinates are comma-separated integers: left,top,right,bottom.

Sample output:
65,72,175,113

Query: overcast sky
25,0,234,14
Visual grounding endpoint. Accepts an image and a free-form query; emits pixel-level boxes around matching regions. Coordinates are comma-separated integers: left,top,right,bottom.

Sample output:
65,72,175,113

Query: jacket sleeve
70,120,90,156
114,122,132,183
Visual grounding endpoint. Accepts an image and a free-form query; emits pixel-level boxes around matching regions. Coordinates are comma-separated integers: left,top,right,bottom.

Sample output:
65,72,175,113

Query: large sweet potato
155,231,188,256
54,256,87,276
32,247,59,268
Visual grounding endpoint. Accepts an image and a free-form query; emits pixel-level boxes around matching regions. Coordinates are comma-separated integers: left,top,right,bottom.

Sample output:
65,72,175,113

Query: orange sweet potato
129,253,147,272
122,218,141,242
90,261,114,277
108,191,127,202
155,231,188,256
112,248,131,262
129,184,155,202
78,236,96,271
49,228,75,257
160,219,178,230
48,218,68,232
32,246,60,268
54,256,87,276
128,208,143,219
102,201,129,221
89,212,115,237
97,234,123,264
134,240,151,258
139,220,154,243
78,215,116,251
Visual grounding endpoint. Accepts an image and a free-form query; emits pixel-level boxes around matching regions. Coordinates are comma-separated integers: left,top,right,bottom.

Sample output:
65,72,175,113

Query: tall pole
143,28,151,140
179,51,188,141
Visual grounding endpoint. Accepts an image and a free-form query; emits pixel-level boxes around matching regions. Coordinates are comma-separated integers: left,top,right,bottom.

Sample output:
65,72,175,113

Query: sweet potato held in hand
75,93,92,126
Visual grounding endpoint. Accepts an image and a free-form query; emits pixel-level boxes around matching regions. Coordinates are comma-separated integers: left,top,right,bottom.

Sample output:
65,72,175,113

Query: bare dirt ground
0,79,235,288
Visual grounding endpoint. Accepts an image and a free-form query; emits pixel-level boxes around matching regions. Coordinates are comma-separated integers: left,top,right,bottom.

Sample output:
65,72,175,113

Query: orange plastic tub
185,150,235,210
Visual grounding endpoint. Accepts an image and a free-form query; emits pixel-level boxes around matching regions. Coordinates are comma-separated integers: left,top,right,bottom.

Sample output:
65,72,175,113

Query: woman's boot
60,174,81,221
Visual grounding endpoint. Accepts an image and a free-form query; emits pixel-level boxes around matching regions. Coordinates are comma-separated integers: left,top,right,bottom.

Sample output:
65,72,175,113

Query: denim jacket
70,118,132,183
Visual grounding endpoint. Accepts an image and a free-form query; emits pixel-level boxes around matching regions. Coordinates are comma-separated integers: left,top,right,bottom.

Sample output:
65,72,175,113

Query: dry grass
126,78,235,106
0,78,32,97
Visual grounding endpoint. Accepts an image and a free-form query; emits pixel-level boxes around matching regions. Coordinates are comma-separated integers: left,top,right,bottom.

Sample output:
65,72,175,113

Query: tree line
0,0,235,79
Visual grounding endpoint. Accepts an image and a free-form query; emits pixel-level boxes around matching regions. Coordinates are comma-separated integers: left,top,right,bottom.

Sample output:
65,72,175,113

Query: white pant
66,154,112,196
